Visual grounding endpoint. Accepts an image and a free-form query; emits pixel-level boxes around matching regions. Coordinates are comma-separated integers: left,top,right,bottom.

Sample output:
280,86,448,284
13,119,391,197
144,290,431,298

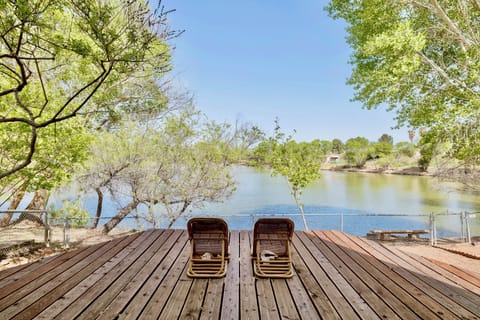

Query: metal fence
0,210,478,250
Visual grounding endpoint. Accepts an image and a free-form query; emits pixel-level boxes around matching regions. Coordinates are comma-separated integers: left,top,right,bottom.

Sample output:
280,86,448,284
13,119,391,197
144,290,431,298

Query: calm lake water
179,166,480,237
61,166,480,237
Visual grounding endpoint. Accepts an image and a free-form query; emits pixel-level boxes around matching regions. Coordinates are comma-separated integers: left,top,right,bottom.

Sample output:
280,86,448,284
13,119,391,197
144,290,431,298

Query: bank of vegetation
248,133,421,173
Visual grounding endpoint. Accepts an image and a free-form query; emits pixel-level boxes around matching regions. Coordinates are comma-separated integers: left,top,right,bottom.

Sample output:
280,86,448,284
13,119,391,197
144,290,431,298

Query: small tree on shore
269,121,321,230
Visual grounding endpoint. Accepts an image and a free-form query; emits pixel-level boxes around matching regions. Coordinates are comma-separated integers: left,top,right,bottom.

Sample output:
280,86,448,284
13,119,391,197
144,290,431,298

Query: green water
189,166,480,236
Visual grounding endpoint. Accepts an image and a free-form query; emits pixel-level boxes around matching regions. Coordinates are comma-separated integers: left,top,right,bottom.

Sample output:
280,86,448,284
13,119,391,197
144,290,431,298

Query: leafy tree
202,119,265,165
331,138,344,154
395,142,416,158
50,199,90,228
0,121,92,225
371,142,393,159
76,108,236,233
311,139,333,156
344,137,371,168
327,0,480,188
232,120,265,158
418,132,436,172
250,140,275,166
0,0,176,180
378,134,393,145
269,122,321,230
375,154,395,170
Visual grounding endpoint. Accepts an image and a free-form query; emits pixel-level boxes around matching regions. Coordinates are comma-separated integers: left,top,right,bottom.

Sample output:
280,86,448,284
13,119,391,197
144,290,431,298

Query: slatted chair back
188,218,229,257
187,217,229,278
252,218,295,278
252,218,294,257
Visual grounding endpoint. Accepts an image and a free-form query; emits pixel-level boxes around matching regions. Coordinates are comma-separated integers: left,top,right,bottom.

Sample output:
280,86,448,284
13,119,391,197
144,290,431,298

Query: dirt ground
1,224,479,275
0,222,135,271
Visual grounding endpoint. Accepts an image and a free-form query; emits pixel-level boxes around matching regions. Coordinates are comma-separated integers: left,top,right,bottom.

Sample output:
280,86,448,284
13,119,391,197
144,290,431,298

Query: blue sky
161,0,409,143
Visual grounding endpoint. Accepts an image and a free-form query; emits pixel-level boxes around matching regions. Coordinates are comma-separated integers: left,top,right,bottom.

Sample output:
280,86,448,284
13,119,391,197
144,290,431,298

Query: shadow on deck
0,229,479,319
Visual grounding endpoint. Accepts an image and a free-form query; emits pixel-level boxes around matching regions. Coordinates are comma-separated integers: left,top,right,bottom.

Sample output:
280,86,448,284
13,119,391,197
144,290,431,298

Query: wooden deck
0,229,479,319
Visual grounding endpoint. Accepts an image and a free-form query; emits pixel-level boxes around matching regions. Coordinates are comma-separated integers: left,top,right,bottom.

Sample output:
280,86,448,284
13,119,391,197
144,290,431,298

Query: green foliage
269,121,321,230
418,133,436,172
327,0,480,180
271,140,322,191
50,199,90,228
371,142,393,159
378,134,393,145
250,140,275,166
395,142,416,158
251,137,327,167
311,139,333,156
344,137,371,168
375,154,395,170
0,0,174,181
331,138,344,154
77,107,236,232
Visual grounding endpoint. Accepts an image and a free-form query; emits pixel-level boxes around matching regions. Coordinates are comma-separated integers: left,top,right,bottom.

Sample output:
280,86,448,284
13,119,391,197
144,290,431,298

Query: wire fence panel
1,210,479,250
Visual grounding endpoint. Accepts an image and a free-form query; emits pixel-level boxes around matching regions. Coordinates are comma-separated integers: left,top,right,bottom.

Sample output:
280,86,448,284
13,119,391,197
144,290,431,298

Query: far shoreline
323,165,432,177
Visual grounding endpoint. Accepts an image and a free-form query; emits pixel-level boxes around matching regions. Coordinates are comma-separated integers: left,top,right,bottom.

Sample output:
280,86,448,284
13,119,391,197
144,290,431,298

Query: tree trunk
166,201,190,229
26,189,50,210
15,189,49,226
102,200,139,234
92,188,103,229
0,186,26,226
293,190,309,231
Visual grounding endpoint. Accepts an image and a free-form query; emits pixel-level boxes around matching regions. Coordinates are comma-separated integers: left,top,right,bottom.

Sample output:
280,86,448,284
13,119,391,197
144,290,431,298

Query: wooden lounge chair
252,218,294,278
187,217,229,278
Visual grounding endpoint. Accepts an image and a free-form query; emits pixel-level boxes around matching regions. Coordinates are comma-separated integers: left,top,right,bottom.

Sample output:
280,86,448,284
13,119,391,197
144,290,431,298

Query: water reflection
48,166,479,237
188,166,480,237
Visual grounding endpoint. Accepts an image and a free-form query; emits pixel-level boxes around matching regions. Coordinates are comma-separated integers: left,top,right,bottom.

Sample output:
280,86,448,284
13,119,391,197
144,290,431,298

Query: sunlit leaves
0,0,174,180
327,0,480,179
77,109,236,230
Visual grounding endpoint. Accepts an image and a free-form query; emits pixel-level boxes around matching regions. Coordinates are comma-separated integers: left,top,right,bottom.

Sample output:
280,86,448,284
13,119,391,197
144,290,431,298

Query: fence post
44,211,50,247
466,212,471,244
429,213,433,246
460,211,465,241
63,217,70,249
429,212,436,246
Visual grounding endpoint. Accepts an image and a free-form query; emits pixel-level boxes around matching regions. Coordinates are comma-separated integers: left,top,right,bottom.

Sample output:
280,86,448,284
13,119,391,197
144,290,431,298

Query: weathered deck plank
0,233,140,320
391,246,480,313
325,230,450,319
346,231,476,319
35,231,153,319
200,278,224,320
292,232,357,319
118,230,189,319
239,230,259,320
357,234,480,317
0,229,478,320
97,229,182,319
256,279,279,320
137,231,191,319
52,230,161,320
220,230,240,320
311,231,403,319
271,279,300,319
